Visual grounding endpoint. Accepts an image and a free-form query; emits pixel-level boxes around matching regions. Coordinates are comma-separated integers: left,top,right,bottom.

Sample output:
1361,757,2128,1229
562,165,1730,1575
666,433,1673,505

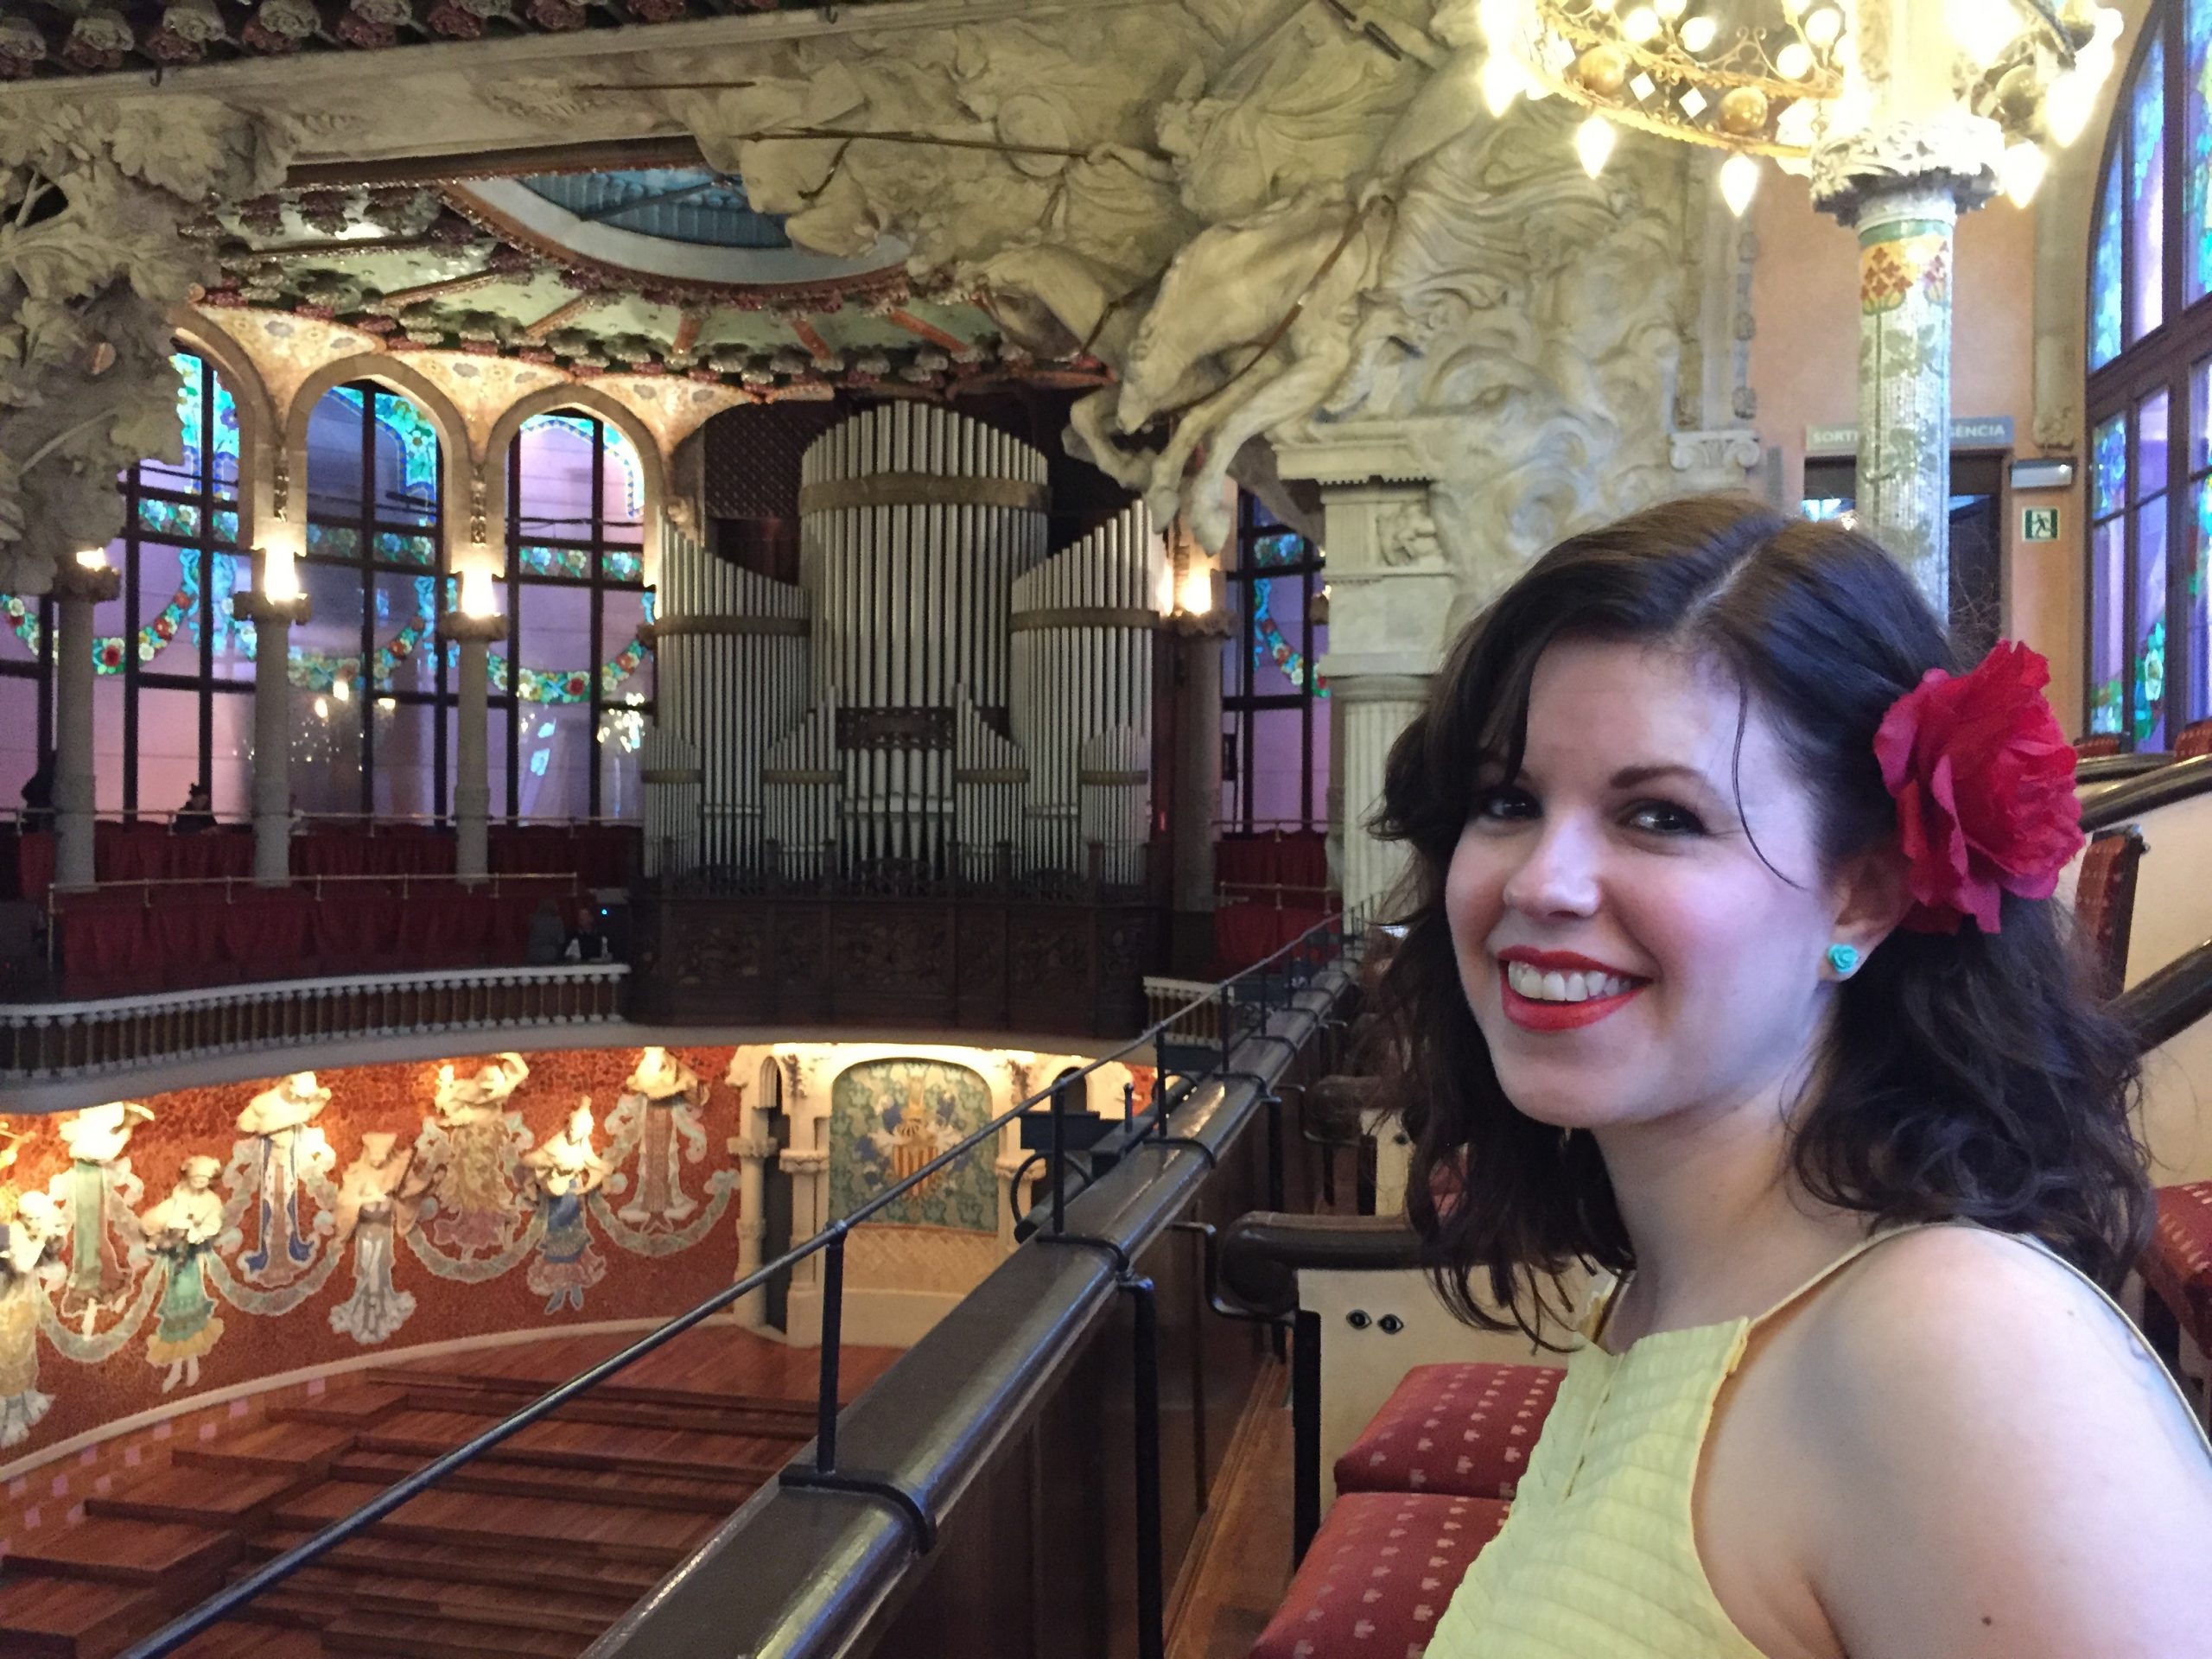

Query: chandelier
1471,0,2125,213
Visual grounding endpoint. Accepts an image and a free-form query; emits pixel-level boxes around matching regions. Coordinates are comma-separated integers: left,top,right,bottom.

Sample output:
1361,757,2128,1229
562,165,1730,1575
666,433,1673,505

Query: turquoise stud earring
1825,943,1860,977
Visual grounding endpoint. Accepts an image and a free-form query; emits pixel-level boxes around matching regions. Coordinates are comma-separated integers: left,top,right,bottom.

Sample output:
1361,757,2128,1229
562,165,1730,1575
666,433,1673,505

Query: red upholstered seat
1249,1492,1510,1659
2143,1182,2212,1351
2074,732,2125,759
2174,718,2212,761
1335,1363,1566,1502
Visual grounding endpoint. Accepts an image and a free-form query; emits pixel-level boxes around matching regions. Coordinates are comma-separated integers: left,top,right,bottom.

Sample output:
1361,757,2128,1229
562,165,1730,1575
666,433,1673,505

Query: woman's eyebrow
1607,762,1711,790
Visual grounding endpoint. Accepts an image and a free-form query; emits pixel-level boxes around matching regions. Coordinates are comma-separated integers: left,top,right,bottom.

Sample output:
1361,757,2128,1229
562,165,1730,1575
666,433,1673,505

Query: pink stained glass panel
515,416,597,543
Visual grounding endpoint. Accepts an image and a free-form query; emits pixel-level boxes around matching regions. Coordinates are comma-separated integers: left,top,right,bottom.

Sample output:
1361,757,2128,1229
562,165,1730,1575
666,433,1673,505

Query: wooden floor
0,1325,901,1659
1165,1369,1297,1659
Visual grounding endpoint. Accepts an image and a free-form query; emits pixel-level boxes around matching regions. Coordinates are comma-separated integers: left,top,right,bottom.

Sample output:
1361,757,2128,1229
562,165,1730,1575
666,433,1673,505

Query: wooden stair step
171,1421,357,1478
393,1382,811,1440
169,1623,325,1658
0,1572,162,1659
242,1560,636,1638
271,1480,712,1566
245,1529,665,1599
269,1385,407,1428
366,1367,818,1422
327,1448,751,1515
88,1465,298,1528
5,1516,238,1586
356,1408,790,1482
320,1608,583,1659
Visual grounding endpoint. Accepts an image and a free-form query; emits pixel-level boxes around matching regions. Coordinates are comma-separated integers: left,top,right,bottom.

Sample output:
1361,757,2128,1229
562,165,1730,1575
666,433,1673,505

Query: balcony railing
0,961,628,1086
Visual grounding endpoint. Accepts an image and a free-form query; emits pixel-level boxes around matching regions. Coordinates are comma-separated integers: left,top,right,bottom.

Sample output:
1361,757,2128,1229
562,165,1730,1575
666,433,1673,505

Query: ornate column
233,551,309,887
1166,593,1230,974
1279,453,1459,919
49,557,121,890
729,1116,775,1328
441,603,505,883
777,1143,830,1346
1812,118,2000,613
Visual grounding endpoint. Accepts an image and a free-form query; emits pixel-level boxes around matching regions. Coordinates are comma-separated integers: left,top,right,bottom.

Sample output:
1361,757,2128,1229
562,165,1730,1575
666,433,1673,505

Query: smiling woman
1370,494,2212,1659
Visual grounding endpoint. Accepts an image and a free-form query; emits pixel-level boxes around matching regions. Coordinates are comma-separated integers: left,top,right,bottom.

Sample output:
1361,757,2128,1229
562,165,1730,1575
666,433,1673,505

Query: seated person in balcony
1373,496,2212,1659
17,754,52,831
171,783,213,835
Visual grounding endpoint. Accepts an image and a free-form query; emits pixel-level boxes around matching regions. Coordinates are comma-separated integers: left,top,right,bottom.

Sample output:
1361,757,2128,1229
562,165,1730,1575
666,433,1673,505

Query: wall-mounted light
257,526,302,604
75,546,110,571
460,566,500,620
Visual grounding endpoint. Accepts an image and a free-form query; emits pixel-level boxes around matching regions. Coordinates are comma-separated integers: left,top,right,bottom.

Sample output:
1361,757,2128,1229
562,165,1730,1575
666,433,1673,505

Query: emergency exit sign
2022,507,2061,541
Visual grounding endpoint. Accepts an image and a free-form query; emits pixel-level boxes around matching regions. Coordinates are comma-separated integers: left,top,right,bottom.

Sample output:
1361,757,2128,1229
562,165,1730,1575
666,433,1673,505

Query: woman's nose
1500,817,1601,919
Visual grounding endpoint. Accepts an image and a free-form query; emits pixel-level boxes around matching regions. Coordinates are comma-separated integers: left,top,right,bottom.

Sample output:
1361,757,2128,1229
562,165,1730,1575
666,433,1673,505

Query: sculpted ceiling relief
670,0,1699,562
0,98,289,591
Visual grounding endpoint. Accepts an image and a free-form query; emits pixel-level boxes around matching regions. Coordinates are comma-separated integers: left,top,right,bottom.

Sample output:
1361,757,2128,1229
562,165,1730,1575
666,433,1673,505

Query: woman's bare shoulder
1777,1224,2212,1659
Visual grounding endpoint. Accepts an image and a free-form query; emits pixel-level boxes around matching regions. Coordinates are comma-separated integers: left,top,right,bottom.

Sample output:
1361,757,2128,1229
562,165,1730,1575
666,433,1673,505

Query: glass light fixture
1719,151,1763,214
1801,4,1842,46
1576,113,1618,175
74,546,109,570
1481,53,1525,114
1622,6,1662,41
1999,139,2048,204
1680,14,1718,52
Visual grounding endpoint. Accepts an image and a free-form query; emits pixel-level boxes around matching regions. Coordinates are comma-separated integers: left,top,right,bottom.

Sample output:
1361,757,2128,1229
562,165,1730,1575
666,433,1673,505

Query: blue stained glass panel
2092,518,2126,734
2094,161,2125,369
2094,413,2129,518
2131,38,2167,344
2193,0,2212,302
2136,499,2169,747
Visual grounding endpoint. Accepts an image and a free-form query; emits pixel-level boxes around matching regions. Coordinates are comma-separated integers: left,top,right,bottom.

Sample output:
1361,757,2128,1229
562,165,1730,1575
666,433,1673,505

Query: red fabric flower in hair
1872,641,2084,934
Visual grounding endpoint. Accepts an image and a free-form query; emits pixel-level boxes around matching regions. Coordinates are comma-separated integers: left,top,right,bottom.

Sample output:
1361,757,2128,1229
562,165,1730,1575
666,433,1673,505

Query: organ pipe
641,410,1158,889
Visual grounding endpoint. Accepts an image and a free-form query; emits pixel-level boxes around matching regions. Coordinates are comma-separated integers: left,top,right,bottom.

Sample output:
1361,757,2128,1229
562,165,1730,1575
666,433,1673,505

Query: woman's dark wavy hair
1375,494,2150,1340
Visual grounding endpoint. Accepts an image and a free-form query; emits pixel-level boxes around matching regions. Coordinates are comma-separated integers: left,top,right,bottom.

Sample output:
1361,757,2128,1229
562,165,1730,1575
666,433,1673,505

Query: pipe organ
645,405,1162,888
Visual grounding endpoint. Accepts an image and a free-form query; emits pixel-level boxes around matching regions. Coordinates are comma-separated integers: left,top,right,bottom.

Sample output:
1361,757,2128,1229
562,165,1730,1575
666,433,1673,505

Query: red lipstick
1494,947,1649,1033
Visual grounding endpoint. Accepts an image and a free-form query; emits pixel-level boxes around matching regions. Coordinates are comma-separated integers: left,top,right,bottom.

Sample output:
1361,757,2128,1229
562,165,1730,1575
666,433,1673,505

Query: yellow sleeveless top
1425,1225,2212,1658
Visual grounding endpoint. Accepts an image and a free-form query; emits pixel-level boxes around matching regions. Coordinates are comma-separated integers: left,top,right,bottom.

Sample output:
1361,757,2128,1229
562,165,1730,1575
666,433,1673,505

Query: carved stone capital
729,1135,776,1161
439,611,507,645
232,591,312,626
48,563,122,604
1809,112,2003,226
778,1147,830,1175
1669,429,1764,474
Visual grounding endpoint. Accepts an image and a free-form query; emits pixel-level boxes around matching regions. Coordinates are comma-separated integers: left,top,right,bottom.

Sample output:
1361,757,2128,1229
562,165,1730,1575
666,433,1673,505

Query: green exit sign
2022,507,2061,541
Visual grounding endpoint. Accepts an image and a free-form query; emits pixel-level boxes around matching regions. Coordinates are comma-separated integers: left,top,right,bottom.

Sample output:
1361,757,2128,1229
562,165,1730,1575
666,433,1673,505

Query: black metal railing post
1292,1306,1322,1565
1049,1071,1071,1234
1127,1273,1166,1659
817,1222,847,1472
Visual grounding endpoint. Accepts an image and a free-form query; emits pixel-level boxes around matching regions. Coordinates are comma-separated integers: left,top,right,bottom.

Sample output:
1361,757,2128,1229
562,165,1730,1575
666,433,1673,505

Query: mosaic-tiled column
49,560,122,891
1813,118,2000,617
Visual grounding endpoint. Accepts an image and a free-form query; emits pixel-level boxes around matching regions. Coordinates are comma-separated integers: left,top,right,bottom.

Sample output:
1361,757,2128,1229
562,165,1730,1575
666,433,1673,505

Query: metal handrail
120,908,1361,1659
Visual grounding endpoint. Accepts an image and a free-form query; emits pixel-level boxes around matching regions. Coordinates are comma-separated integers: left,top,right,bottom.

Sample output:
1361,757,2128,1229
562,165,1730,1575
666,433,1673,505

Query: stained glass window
2090,414,2130,736
2132,38,2168,345
299,383,453,817
0,348,253,813
2137,391,2173,746
505,410,654,820
2094,160,2126,369
2190,0,2212,302
1222,494,1328,832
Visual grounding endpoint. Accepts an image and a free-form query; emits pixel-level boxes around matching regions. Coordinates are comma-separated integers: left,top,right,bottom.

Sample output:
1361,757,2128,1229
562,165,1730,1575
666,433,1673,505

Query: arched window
1221,496,1329,833
2084,0,2212,747
0,349,252,819
296,383,448,818
505,411,653,822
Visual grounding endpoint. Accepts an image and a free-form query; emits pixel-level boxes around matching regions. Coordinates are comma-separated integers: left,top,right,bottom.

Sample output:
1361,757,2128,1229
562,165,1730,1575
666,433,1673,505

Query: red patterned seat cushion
2143,1182,2212,1350
1250,1492,1510,1659
1335,1363,1566,1501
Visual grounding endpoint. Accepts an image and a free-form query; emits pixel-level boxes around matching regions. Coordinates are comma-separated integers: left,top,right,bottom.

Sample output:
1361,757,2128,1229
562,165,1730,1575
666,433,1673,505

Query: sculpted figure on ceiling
0,97,289,591
670,0,1696,569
